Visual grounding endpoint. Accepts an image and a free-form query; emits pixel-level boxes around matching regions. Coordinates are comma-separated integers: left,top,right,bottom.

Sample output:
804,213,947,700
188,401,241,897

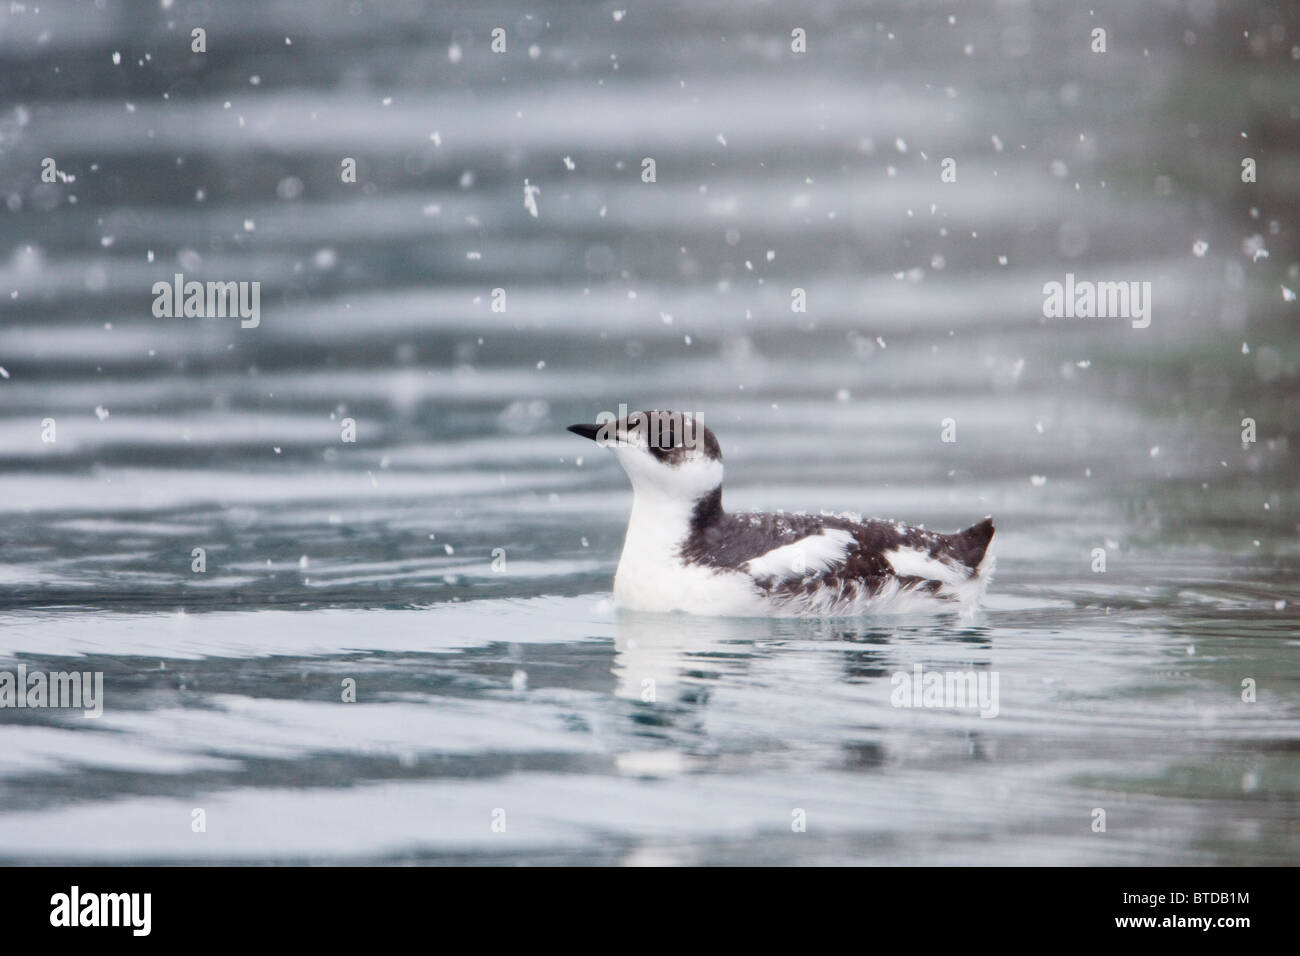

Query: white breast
614,557,763,616
613,492,764,615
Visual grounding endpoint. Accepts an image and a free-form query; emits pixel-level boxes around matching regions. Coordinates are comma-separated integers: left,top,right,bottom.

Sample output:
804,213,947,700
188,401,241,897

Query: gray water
0,0,1297,864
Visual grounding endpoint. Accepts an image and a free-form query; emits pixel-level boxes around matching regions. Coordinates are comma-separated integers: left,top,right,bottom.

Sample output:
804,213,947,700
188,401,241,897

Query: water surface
0,0,1297,864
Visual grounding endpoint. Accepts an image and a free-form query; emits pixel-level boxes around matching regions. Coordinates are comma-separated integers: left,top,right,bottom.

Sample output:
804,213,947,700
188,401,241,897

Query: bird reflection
607,608,999,773
611,609,765,705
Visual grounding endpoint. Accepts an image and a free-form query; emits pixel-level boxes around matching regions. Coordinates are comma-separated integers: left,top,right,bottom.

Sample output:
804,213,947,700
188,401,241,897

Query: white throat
608,452,754,613
618,487,700,571
611,482,762,615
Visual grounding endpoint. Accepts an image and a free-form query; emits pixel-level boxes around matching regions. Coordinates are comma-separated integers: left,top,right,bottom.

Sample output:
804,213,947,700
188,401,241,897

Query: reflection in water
609,608,1007,774
612,609,764,705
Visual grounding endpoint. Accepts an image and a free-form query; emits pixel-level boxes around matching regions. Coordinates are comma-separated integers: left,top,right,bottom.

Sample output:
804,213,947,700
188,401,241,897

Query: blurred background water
0,0,1297,864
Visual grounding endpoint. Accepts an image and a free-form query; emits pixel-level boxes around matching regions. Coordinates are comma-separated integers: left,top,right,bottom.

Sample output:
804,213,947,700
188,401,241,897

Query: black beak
567,423,602,442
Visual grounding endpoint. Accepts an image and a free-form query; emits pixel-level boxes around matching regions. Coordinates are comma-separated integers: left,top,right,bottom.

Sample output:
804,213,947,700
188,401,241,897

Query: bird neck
622,484,723,565
689,485,724,529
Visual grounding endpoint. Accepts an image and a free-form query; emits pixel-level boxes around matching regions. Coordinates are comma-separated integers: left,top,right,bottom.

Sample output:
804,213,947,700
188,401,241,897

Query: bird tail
952,516,995,572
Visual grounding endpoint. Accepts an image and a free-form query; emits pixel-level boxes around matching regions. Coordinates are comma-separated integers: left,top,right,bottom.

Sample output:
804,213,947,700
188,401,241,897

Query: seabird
568,410,995,617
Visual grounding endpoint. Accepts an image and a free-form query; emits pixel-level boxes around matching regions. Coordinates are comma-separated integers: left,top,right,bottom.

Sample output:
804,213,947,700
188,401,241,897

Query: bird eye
648,414,673,449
